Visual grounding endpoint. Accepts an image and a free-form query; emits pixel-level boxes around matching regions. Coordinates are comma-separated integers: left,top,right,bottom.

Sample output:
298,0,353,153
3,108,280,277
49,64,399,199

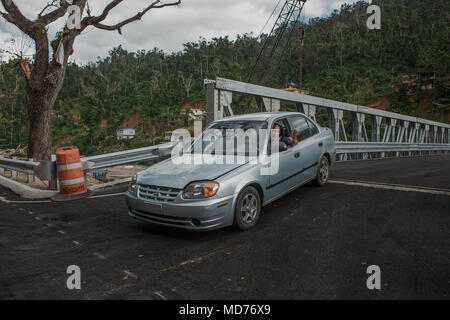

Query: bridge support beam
328,109,347,141
371,116,382,142
206,82,233,124
382,118,397,143
409,123,419,143
352,113,367,142
299,104,317,122
352,113,368,159
432,126,438,144
328,108,346,160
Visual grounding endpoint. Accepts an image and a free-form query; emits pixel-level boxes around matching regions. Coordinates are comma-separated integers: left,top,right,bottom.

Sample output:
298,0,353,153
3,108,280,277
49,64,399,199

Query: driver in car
272,122,298,146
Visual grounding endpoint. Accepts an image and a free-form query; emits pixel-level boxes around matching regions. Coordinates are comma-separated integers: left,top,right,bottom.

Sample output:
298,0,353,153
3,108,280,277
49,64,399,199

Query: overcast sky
0,0,365,64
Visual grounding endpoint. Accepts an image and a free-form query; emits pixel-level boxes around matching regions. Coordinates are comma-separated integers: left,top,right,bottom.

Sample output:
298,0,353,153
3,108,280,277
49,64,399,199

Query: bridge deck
0,155,449,299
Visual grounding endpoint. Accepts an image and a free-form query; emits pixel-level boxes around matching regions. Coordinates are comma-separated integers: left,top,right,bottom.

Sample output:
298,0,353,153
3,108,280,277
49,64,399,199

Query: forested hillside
1,0,449,155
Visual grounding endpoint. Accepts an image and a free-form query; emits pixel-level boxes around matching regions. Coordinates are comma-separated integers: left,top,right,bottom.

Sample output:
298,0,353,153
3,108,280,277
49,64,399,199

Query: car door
287,116,321,184
266,118,304,201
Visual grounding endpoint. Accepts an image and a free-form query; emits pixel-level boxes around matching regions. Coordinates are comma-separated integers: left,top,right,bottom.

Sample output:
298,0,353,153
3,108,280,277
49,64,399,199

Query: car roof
214,112,305,122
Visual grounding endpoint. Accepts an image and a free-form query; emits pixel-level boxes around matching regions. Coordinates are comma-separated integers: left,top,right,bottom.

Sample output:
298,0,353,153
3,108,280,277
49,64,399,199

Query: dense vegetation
0,0,449,155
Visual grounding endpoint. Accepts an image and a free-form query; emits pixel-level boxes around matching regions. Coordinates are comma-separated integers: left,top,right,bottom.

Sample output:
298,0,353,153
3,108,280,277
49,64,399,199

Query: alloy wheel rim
319,159,329,182
241,194,258,224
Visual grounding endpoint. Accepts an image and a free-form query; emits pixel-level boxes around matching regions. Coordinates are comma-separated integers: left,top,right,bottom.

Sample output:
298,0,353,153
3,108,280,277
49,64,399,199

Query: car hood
138,155,248,189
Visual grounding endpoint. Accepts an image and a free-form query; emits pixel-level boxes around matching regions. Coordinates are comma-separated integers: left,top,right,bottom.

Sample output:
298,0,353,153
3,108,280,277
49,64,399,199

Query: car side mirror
278,142,288,152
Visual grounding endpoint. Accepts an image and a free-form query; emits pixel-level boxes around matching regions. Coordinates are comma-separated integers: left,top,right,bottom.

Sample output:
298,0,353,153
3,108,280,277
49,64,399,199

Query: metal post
206,82,216,125
299,104,317,122
11,157,18,179
371,116,382,142
328,109,339,141
409,123,419,143
262,97,280,112
28,158,35,183
432,126,438,144
352,113,366,142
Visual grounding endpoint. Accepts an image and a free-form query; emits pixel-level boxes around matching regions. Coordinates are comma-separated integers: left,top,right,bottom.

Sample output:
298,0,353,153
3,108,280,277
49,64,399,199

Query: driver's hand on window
290,130,298,145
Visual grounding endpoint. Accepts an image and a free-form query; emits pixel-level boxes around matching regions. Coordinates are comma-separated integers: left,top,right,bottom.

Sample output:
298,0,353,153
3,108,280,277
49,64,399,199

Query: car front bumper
125,192,236,231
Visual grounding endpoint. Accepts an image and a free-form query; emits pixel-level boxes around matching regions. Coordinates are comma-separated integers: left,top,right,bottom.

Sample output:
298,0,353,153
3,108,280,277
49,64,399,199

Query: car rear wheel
314,156,330,187
233,186,261,231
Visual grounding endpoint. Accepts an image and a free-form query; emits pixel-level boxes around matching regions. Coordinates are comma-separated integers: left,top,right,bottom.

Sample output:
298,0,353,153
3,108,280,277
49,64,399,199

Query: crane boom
248,0,307,84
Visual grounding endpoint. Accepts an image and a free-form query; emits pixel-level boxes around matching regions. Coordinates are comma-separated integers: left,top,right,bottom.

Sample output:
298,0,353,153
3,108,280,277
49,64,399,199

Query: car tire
314,156,330,187
233,186,261,231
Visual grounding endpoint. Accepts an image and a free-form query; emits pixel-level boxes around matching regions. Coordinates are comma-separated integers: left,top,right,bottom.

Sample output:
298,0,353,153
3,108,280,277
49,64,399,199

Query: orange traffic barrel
56,146,87,196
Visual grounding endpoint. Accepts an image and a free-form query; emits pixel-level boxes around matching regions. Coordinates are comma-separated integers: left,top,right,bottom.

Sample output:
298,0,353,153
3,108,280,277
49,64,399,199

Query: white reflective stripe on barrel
59,177,85,186
57,163,83,171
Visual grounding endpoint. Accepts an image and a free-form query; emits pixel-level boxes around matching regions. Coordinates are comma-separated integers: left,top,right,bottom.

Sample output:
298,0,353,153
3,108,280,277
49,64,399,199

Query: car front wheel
314,156,330,187
233,186,261,231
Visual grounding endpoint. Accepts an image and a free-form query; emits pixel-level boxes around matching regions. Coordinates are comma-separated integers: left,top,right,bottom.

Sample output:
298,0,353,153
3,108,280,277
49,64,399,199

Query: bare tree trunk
27,99,52,160
1,0,181,160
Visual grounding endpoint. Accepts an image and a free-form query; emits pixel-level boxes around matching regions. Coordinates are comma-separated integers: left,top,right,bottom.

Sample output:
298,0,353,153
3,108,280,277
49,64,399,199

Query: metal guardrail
0,156,57,188
0,157,38,176
1,140,449,191
81,142,177,170
0,142,176,190
335,142,450,154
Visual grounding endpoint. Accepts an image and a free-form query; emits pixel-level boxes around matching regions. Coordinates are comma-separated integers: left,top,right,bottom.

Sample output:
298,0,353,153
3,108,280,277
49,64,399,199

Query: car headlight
129,174,137,193
183,181,219,199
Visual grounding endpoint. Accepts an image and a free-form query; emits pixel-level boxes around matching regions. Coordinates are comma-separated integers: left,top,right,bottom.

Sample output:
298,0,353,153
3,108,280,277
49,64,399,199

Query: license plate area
142,202,162,214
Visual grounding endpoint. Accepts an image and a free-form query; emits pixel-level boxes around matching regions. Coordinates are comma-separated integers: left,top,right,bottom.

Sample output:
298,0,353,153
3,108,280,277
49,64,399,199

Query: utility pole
299,26,305,92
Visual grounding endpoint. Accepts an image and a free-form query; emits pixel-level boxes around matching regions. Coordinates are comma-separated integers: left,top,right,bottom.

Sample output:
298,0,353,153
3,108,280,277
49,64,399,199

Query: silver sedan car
125,112,336,231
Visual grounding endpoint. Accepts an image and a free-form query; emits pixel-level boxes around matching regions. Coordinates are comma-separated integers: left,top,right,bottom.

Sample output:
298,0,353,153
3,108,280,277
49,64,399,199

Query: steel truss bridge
1,78,450,189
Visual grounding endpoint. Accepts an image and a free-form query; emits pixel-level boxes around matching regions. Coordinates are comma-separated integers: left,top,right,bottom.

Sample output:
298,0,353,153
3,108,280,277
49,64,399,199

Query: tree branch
82,0,181,34
37,0,59,18
0,0,35,38
38,0,71,25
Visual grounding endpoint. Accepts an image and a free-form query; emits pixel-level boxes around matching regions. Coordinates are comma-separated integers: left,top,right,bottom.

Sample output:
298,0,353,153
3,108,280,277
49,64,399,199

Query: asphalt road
0,155,449,300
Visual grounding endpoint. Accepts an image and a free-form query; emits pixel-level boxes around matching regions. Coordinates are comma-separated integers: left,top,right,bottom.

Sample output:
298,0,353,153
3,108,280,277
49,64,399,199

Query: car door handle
318,142,323,147
294,152,300,158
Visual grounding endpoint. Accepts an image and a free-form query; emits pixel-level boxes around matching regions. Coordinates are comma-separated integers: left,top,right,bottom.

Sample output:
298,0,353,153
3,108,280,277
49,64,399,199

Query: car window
288,116,311,142
190,120,268,156
307,119,319,136
268,118,291,154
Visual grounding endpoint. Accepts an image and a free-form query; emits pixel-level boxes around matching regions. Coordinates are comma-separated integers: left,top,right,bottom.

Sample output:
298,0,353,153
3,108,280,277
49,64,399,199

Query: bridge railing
0,142,176,190
1,78,449,190
205,77,450,160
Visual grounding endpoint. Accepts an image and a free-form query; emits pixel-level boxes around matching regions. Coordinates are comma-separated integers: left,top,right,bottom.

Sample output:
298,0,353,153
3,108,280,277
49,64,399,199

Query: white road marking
57,230,66,235
154,291,167,300
124,270,138,279
0,196,51,204
94,252,107,260
0,192,125,204
329,179,450,196
160,249,225,273
87,192,126,199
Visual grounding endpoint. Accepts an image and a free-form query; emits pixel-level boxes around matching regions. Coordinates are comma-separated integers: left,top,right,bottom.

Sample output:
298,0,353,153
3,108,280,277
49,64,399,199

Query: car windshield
190,120,268,156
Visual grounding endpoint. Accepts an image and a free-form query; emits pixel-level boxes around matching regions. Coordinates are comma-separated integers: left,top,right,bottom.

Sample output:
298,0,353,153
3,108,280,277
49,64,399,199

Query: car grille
138,184,182,202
